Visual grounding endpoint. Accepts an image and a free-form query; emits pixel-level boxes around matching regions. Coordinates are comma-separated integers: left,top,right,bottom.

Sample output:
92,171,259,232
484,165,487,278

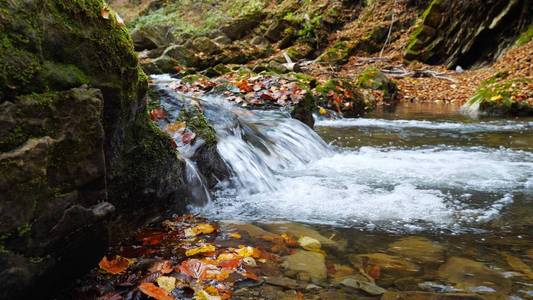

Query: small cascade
151,74,332,198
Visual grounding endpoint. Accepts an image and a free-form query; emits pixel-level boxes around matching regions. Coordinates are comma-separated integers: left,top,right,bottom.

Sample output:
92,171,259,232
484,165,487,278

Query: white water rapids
152,75,533,232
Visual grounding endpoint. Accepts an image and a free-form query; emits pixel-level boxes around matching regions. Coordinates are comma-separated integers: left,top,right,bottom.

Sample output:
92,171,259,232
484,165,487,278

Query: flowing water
152,76,533,298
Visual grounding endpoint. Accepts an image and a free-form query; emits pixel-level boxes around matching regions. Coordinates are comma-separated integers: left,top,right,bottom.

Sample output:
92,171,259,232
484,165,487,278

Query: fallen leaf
156,276,177,293
186,244,216,257
179,259,207,279
149,108,166,121
195,290,222,300
166,121,186,134
101,6,110,19
139,282,173,300
181,132,196,144
228,232,241,239
185,223,216,237
99,256,134,275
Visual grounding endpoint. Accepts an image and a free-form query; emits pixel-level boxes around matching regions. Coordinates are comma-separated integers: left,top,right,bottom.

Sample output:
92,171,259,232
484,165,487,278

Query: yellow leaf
186,244,216,257
235,246,260,258
228,232,241,239
318,106,328,116
490,95,503,101
156,276,177,293
195,290,222,300
217,252,238,261
185,223,216,237
166,121,186,134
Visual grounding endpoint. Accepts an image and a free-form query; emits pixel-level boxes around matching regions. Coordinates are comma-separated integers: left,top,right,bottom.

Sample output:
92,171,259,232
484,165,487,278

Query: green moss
1,126,29,152
515,23,533,46
319,41,354,65
405,0,442,56
178,108,217,146
468,76,533,116
17,223,32,237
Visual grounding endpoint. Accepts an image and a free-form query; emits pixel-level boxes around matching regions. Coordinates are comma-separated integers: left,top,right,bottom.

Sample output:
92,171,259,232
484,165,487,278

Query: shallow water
152,76,533,298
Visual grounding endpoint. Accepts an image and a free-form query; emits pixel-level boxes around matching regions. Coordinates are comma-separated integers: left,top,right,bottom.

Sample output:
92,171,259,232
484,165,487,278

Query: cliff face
406,0,533,68
0,1,185,298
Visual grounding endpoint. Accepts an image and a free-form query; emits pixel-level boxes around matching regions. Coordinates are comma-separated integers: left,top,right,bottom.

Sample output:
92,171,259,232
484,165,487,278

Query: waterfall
151,75,332,200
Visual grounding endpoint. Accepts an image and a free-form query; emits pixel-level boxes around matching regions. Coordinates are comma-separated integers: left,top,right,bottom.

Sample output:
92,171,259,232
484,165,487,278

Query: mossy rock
316,78,376,117
357,67,398,103
318,41,355,65
0,0,186,297
468,77,533,116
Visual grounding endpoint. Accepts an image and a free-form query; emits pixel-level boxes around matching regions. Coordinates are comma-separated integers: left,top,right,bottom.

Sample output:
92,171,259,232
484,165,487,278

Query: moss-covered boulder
357,67,399,104
465,76,533,116
0,0,185,298
316,78,376,117
405,0,533,68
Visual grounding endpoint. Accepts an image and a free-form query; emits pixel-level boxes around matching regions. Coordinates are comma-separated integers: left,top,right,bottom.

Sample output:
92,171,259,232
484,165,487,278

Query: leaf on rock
99,256,134,275
138,282,173,300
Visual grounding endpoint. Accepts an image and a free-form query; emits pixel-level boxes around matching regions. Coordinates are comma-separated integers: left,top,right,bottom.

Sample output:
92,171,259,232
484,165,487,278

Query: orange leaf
179,259,207,279
138,283,173,300
98,256,133,275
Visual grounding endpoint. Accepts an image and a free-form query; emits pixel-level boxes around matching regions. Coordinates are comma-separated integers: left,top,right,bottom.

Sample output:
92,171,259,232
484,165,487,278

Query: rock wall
406,0,533,68
0,1,185,298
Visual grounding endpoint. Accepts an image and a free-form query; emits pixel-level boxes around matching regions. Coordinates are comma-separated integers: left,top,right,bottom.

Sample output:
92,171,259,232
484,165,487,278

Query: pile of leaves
163,74,310,108
65,215,303,300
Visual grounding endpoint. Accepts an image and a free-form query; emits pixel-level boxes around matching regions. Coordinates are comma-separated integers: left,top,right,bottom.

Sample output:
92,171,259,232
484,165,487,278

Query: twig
380,0,397,57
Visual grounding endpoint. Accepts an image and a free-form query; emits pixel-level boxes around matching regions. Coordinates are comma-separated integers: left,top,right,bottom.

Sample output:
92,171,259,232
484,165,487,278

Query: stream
153,75,533,299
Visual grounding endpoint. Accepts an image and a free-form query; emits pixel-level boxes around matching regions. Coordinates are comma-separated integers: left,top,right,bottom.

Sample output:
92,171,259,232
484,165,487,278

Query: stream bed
193,100,533,299
64,78,533,300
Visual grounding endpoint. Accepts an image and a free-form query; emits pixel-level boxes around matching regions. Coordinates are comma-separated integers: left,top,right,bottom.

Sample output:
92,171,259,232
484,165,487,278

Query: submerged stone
281,250,327,282
388,236,445,263
263,222,341,250
437,257,511,293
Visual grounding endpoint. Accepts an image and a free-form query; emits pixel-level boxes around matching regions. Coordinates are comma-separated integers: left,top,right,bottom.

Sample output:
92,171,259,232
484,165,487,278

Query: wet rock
350,253,420,285
316,78,376,118
220,222,282,241
388,236,445,263
265,19,290,42
437,257,511,293
381,291,485,300
339,277,387,296
298,236,321,252
265,276,307,289
220,13,266,40
131,24,176,51
318,290,363,300
142,55,179,74
263,222,342,250
405,0,533,68
162,45,201,68
0,1,186,297
213,35,232,45
282,250,327,282
192,37,222,55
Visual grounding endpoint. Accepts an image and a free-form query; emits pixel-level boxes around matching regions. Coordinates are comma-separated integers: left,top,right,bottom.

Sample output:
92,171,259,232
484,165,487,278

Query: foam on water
200,145,533,229
316,118,533,132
